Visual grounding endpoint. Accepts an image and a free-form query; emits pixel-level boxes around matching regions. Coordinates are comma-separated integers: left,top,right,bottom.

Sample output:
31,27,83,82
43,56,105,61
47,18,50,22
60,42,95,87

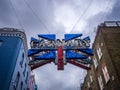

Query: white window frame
101,43,103,46
97,47,102,60
90,75,93,83
93,56,98,69
102,65,110,83
87,81,90,88
98,75,104,90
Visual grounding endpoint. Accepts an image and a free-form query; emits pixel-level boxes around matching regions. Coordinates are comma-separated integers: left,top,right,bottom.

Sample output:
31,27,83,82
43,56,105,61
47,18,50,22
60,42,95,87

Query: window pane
97,47,102,60
87,82,90,88
102,66,110,83
20,53,24,67
25,72,28,84
23,63,26,77
90,75,93,83
97,49,100,59
99,47,102,57
20,82,23,90
98,75,104,90
93,57,98,69
14,72,20,90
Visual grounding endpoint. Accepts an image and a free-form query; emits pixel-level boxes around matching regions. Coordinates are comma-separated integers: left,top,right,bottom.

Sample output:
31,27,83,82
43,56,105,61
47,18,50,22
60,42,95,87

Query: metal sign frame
28,34,93,70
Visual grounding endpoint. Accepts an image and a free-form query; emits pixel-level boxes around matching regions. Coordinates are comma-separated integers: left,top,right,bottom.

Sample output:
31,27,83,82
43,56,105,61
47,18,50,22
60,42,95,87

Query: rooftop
99,21,120,27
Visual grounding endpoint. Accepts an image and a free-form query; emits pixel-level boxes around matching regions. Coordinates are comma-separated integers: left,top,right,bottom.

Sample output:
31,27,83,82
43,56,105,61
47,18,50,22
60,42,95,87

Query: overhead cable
70,0,94,33
23,0,50,33
8,0,23,28
100,0,112,22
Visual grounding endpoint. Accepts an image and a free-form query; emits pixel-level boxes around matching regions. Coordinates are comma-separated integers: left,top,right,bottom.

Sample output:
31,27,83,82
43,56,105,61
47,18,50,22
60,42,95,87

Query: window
90,75,93,83
102,65,110,83
20,53,24,67
87,81,90,88
25,72,28,84
14,72,20,90
93,56,98,69
97,47,102,60
98,75,104,90
101,43,103,46
23,63,26,77
0,40,3,46
20,81,23,90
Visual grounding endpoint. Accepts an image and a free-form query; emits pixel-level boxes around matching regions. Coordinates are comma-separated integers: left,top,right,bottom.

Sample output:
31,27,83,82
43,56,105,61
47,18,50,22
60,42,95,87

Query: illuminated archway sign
28,34,93,70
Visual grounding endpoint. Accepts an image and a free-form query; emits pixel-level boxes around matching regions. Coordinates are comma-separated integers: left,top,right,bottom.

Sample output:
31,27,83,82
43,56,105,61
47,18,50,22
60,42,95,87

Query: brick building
81,21,120,90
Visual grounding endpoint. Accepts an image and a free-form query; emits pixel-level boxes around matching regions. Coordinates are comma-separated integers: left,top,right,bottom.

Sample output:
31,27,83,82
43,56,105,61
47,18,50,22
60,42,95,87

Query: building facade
81,21,120,90
29,72,38,90
0,28,31,90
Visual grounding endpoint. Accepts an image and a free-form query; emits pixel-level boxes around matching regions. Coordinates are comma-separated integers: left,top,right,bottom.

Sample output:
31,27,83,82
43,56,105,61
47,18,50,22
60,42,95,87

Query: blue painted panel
35,51,56,60
38,34,56,41
65,46,73,49
28,49,56,56
66,51,87,59
65,34,82,41
28,49,41,56
30,37,40,43
0,36,22,90
79,48,94,55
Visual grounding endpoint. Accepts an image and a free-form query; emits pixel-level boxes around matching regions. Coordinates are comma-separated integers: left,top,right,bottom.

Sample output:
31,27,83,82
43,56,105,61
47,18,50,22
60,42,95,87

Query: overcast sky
0,0,120,90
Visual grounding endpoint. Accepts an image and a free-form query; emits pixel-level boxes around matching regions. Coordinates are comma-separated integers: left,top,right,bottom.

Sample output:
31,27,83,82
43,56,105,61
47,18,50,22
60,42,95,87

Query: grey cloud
33,63,85,90
0,0,56,33
0,0,19,27
106,0,120,20
80,0,120,43
1,0,120,90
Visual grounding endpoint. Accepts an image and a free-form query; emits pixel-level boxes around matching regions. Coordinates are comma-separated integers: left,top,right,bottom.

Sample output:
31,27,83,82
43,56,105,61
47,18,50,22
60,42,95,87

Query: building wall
81,62,99,90
99,26,120,90
29,72,38,90
101,27,120,83
81,21,120,90
0,28,31,90
9,43,30,90
0,36,22,90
